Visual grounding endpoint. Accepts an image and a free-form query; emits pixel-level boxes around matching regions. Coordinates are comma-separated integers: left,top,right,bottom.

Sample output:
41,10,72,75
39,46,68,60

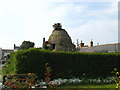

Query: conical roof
48,23,75,51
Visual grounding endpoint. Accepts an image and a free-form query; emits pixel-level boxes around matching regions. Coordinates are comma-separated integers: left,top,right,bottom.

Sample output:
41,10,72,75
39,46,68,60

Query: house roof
93,43,120,47
2,49,14,53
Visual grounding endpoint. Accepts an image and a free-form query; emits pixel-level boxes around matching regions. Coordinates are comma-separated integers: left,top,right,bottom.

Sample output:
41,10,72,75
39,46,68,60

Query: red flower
7,82,12,85
13,87,17,88
28,87,32,90
45,77,48,80
48,73,51,77
46,79,50,83
45,73,51,77
44,73,48,75
17,79,20,81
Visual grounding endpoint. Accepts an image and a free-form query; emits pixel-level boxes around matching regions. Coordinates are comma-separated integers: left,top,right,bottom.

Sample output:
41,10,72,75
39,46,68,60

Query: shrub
2,48,120,79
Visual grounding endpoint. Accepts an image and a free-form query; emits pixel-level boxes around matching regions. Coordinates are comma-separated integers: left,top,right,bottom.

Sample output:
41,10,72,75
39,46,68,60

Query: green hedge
2,48,120,79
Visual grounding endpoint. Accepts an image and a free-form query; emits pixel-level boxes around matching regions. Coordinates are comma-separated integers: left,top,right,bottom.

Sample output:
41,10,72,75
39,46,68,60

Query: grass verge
58,84,117,88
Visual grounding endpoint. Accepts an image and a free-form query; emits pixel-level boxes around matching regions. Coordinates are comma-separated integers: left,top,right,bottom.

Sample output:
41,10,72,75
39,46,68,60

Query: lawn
57,84,117,89
0,75,2,81
0,75,2,78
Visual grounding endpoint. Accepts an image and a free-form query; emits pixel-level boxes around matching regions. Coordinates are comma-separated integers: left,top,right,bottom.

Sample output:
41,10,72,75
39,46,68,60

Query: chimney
90,39,93,47
14,44,16,49
42,38,45,48
80,40,84,48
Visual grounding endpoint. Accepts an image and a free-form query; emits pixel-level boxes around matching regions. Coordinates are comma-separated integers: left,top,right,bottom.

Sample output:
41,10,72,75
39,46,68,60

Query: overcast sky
0,0,118,49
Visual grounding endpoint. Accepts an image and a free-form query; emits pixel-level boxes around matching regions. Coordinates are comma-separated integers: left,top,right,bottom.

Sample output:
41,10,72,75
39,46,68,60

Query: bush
2,48,120,79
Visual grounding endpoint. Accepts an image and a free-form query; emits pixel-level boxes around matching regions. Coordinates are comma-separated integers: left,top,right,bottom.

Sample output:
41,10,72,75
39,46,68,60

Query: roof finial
90,39,93,47
81,40,82,43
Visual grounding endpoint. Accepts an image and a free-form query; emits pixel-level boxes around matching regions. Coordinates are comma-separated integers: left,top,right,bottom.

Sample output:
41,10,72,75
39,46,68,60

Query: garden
2,48,120,89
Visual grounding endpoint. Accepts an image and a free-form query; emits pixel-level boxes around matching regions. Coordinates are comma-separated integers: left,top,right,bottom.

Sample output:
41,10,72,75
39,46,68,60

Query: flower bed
3,73,37,88
37,76,115,88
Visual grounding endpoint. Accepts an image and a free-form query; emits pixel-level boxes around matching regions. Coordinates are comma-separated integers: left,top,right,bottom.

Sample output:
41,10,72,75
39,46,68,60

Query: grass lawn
0,75,2,82
57,84,117,89
0,76,1,79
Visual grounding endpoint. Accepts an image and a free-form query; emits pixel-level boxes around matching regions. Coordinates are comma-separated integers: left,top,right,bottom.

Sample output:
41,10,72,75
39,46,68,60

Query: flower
28,87,31,88
28,73,32,75
116,72,119,75
17,79,20,81
114,68,117,71
7,82,12,85
44,73,48,76
54,82,59,87
48,74,51,77
13,86,18,88
116,86,118,88
45,63,49,67
47,80,50,83
45,77,49,80
28,83,32,85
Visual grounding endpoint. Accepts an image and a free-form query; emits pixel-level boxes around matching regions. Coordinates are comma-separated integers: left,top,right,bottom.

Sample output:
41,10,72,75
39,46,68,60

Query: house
79,40,120,53
0,44,20,64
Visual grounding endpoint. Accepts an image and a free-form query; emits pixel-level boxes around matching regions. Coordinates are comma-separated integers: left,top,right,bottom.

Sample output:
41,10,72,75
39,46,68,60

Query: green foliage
2,52,18,74
2,48,120,80
20,41,35,50
58,84,116,88
111,68,120,88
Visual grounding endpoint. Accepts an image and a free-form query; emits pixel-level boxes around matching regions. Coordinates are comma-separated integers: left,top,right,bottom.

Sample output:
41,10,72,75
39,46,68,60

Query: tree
20,41,35,50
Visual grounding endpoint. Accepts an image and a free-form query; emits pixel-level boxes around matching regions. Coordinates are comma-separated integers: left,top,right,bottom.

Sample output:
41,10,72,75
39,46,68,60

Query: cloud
51,0,119,2
0,0,51,48
0,0,118,49
68,2,118,45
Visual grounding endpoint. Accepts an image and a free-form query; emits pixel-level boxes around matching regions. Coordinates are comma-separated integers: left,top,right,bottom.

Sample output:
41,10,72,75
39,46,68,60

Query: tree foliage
20,41,35,50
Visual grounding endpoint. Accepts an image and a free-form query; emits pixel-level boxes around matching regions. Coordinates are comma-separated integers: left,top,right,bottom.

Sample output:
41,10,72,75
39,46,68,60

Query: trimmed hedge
2,48,120,79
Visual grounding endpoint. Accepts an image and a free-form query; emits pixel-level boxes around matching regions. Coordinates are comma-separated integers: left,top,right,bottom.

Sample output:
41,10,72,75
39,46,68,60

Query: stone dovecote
47,23,75,51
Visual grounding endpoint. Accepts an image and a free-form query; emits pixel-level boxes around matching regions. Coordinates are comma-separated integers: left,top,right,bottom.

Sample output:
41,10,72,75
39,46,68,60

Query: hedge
2,48,120,79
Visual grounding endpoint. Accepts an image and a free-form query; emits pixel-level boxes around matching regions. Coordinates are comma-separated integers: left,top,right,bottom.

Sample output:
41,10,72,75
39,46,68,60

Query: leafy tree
20,41,35,50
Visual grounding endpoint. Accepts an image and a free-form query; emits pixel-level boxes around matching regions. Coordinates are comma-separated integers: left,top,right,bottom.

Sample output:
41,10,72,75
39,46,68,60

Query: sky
0,0,118,49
